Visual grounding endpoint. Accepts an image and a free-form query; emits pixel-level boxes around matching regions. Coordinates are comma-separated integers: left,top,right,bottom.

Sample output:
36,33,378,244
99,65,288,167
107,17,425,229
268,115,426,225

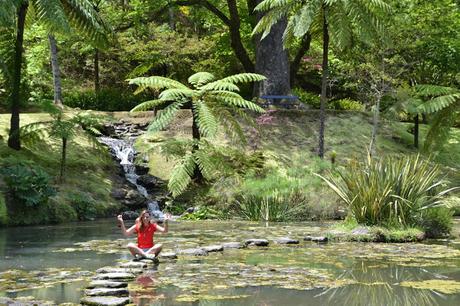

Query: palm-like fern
399,84,460,151
253,0,390,158
129,71,266,196
2,0,109,150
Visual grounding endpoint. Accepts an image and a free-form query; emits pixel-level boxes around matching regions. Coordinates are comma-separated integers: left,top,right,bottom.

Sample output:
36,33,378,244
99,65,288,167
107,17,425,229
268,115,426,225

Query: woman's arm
155,213,171,233
117,215,136,237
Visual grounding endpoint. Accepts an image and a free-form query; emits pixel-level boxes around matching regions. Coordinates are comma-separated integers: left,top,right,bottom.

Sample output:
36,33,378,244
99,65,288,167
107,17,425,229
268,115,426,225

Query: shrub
67,192,97,221
64,88,150,111
330,98,365,111
417,207,453,238
47,197,78,224
0,163,56,208
234,189,307,222
319,154,457,230
292,87,321,109
180,206,221,220
0,193,8,225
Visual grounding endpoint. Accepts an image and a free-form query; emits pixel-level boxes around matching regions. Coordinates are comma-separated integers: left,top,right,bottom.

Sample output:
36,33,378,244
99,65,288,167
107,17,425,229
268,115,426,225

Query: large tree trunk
318,6,329,159
48,34,63,107
8,3,28,150
254,2,290,102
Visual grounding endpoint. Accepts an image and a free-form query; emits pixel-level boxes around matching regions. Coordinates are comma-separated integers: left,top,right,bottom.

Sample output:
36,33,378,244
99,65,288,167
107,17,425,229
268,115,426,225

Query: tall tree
3,0,108,150
254,0,390,158
48,34,63,106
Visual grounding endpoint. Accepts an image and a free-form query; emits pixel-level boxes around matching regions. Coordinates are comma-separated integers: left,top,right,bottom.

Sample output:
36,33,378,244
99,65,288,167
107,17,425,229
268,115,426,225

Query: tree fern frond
417,94,459,114
424,103,459,151
193,100,219,138
129,76,188,90
131,99,166,112
32,0,72,34
19,121,52,148
147,101,184,132
254,0,293,13
416,84,459,97
159,88,194,101
188,72,215,87
253,7,290,39
194,146,215,180
293,0,321,38
212,91,265,113
219,73,266,84
200,81,240,92
0,0,20,26
215,107,247,145
168,152,196,197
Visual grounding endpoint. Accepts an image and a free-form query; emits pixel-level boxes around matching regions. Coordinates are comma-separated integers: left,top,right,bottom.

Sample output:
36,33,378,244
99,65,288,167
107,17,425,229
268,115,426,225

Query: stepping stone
202,245,224,252
119,262,147,269
87,280,128,289
84,288,129,297
275,238,299,244
96,267,142,274
222,242,244,249
311,236,328,243
304,236,313,241
93,272,135,281
159,252,177,259
81,296,130,306
245,239,269,247
177,248,208,256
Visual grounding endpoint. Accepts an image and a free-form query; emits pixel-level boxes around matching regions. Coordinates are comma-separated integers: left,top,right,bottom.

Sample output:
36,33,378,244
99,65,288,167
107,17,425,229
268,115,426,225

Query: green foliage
234,189,307,222
292,87,320,108
64,88,149,111
180,206,221,220
0,192,7,226
67,191,97,221
330,98,364,111
318,154,457,230
0,162,56,208
129,71,266,197
417,207,453,238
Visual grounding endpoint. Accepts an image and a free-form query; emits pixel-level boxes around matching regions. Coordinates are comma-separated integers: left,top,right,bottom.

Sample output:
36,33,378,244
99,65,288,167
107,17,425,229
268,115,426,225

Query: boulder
93,272,135,281
202,245,224,252
245,239,269,247
159,252,178,259
121,211,139,221
134,164,150,176
111,188,127,200
177,248,208,256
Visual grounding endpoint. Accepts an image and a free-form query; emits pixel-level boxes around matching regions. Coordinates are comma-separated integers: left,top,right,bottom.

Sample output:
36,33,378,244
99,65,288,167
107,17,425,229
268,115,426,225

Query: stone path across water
79,236,304,305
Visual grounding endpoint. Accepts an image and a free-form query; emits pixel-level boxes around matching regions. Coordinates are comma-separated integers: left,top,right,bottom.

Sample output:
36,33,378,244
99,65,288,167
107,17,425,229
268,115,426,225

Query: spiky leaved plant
253,0,390,159
128,72,266,197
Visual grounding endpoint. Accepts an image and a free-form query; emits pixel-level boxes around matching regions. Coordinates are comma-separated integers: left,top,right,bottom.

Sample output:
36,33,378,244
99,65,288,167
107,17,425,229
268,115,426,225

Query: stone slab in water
81,296,130,306
85,287,129,297
177,248,208,256
159,251,178,259
311,236,328,243
96,267,143,274
93,272,135,281
87,280,128,289
202,245,224,252
119,261,148,269
222,242,244,249
275,237,299,244
245,239,269,246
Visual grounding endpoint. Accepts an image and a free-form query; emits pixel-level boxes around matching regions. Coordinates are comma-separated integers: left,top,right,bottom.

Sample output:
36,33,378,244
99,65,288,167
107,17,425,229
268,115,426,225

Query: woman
117,210,171,260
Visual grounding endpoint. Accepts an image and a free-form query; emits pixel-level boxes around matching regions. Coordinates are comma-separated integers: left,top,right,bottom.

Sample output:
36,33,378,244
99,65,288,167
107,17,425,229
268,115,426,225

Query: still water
1,219,459,305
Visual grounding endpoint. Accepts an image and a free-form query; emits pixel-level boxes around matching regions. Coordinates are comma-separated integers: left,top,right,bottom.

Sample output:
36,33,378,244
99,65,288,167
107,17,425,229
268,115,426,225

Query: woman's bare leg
127,243,148,257
146,243,163,257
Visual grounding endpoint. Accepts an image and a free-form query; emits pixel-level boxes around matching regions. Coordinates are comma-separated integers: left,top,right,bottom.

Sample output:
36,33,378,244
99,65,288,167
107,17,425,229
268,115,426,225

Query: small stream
1,219,460,305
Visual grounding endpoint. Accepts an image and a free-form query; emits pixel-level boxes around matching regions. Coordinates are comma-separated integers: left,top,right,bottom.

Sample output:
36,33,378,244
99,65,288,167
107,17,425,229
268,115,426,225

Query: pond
1,219,460,305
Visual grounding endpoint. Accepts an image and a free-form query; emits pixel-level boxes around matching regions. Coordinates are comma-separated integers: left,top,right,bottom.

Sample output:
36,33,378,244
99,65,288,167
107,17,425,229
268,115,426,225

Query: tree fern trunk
48,34,63,107
318,6,329,159
414,114,419,149
8,3,28,150
191,113,203,183
60,137,67,183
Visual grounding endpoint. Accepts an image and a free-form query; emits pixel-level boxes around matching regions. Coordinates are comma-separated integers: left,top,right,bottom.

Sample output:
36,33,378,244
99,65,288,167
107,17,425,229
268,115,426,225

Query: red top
135,223,157,249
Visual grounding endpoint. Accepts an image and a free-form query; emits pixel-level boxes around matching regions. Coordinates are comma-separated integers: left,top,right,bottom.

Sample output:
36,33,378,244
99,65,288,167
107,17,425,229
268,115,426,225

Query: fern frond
215,107,247,145
194,145,215,180
20,121,52,148
211,91,265,113
159,88,194,101
424,103,458,151
416,84,458,97
253,6,290,39
33,0,72,34
219,73,266,84
254,0,293,12
293,0,321,38
131,99,166,112
188,72,215,87
147,101,184,132
192,100,219,138
168,152,196,197
200,81,240,92
128,76,188,91
417,94,460,114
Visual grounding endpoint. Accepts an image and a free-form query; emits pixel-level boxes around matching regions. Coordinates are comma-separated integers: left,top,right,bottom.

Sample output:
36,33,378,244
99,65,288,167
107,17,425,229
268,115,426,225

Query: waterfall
99,135,164,219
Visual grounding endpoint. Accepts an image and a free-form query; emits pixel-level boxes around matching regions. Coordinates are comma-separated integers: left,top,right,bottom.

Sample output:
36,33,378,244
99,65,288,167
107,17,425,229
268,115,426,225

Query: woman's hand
117,215,124,223
164,213,172,221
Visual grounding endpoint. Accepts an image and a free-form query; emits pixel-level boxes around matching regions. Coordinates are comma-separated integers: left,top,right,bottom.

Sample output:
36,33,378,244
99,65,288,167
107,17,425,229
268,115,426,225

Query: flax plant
317,155,457,227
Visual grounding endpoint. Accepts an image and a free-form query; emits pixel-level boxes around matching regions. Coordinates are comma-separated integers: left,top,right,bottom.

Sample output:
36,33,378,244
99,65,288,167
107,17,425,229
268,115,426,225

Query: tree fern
147,101,184,132
128,76,188,91
159,88,194,101
168,152,196,197
130,99,165,112
193,100,218,138
188,72,215,87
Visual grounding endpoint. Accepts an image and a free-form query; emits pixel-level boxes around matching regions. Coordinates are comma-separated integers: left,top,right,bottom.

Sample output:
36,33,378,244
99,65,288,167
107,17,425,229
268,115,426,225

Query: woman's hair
137,210,150,232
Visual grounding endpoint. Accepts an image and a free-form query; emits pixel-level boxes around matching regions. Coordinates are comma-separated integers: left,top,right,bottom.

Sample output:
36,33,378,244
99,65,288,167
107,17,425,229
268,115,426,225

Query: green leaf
168,153,196,197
